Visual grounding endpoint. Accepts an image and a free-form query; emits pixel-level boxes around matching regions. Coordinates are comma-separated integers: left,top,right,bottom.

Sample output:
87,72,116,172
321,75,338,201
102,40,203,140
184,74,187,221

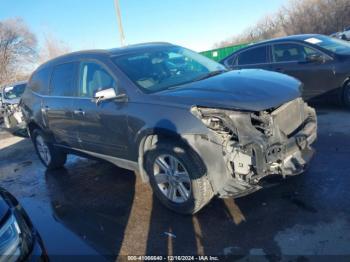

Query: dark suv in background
21,43,317,214
221,34,350,108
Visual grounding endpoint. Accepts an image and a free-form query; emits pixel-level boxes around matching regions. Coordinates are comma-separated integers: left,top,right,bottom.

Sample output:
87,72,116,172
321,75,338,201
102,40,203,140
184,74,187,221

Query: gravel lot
0,104,350,261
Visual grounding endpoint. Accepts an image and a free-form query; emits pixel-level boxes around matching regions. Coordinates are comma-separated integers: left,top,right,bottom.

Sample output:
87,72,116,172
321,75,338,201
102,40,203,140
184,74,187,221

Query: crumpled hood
154,69,302,111
3,98,20,105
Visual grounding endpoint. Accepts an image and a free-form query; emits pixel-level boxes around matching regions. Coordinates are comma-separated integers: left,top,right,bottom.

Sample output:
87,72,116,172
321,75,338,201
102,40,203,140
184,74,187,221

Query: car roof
37,42,175,70
254,34,324,44
1,80,27,89
231,34,324,52
220,34,328,62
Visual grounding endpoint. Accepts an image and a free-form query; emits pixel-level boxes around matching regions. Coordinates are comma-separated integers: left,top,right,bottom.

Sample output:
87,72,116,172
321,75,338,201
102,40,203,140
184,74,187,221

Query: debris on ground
164,232,176,238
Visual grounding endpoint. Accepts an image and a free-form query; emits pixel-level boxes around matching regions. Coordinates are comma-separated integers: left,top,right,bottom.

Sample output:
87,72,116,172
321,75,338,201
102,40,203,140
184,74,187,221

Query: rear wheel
145,142,214,214
343,81,350,109
32,129,67,169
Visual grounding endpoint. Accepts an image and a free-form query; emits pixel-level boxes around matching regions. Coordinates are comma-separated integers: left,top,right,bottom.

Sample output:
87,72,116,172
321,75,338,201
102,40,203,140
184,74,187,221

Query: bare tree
39,34,71,64
215,0,350,48
0,18,37,86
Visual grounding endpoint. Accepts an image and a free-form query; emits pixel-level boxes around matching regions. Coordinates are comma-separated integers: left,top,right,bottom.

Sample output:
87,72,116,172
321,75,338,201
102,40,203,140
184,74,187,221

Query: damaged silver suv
1,81,27,135
21,43,317,214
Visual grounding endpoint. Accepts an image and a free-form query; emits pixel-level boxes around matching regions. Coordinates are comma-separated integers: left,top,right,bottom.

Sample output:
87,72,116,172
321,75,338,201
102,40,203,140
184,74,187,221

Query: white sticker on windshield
305,37,322,44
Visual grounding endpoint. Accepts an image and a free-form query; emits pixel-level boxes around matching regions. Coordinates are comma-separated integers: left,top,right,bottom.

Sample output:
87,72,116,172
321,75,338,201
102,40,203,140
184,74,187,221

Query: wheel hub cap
36,135,51,165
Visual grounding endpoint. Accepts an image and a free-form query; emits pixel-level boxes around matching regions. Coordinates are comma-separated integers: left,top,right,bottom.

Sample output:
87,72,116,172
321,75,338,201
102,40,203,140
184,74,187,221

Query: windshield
112,46,226,93
3,83,26,100
304,35,350,55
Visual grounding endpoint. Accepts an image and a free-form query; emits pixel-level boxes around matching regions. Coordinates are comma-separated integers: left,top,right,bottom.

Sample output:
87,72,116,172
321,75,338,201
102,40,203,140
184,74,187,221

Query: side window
78,62,117,97
304,46,322,56
28,67,50,95
272,43,323,63
50,62,77,97
237,46,268,65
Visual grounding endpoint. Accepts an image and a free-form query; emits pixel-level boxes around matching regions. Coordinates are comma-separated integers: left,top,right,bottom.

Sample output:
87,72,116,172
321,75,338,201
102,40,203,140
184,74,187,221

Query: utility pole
114,0,126,46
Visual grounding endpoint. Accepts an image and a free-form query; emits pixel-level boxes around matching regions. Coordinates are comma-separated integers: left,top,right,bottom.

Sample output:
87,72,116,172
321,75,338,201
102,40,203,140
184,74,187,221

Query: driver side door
73,60,129,158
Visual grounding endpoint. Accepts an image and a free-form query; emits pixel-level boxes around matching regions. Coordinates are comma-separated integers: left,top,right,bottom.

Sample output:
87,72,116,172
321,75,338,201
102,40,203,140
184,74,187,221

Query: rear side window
50,62,77,97
237,46,268,65
28,67,50,95
272,43,325,62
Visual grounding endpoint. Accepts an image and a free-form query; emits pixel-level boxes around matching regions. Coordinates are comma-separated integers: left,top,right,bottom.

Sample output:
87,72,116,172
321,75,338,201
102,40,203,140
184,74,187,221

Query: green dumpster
200,43,249,61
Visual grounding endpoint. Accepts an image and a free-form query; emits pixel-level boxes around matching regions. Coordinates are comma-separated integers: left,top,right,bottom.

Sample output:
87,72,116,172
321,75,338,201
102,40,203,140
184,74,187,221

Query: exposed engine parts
2,103,26,136
191,98,317,196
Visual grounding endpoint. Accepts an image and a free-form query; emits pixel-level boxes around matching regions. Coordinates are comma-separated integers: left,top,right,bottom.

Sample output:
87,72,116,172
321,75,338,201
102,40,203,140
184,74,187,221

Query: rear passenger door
44,62,81,148
230,45,270,70
73,60,129,159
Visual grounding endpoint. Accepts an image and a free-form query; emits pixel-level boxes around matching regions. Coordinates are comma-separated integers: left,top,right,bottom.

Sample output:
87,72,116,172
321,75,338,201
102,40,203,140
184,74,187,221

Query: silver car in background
1,81,27,135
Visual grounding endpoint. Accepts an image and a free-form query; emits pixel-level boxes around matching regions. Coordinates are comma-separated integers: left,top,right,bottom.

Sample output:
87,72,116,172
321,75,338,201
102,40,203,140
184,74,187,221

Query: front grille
271,98,305,136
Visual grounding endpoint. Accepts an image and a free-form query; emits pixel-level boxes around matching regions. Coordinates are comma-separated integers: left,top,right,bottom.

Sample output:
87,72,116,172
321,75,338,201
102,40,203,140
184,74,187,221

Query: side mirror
305,54,326,64
93,88,127,105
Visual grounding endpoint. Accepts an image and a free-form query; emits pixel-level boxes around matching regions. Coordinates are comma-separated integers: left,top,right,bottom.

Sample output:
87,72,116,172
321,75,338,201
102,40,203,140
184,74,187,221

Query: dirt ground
0,104,350,261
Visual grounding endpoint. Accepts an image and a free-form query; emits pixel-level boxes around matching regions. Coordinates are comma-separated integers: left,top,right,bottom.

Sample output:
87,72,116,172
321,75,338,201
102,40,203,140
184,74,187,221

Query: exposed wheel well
137,132,190,183
27,122,55,143
27,121,41,136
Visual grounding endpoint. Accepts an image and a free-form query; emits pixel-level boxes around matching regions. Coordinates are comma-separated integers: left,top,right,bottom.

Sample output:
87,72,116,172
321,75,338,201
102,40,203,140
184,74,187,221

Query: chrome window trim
270,41,333,64
29,89,91,100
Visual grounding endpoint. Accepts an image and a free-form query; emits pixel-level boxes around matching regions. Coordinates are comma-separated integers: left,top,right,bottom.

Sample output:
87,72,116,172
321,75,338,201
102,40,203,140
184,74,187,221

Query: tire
343,81,350,109
145,141,214,214
32,129,67,170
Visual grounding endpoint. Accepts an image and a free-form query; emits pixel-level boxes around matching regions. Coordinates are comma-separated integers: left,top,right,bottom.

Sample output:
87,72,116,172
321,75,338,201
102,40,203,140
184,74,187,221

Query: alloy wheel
153,154,191,203
35,135,51,165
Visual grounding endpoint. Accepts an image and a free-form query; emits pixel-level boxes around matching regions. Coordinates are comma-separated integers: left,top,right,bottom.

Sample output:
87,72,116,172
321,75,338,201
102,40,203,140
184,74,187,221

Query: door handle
41,105,49,113
73,109,85,116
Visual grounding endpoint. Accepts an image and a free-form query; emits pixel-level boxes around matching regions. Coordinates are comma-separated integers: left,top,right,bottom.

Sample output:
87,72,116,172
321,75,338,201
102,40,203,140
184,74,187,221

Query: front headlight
0,215,22,262
190,106,233,132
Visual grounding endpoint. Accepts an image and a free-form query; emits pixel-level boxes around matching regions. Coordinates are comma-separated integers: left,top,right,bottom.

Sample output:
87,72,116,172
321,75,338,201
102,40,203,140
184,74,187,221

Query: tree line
0,18,70,87
215,0,350,48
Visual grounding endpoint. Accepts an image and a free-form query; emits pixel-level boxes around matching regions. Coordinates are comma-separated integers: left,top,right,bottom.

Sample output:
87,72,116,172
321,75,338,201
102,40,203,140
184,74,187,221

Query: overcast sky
1,0,287,52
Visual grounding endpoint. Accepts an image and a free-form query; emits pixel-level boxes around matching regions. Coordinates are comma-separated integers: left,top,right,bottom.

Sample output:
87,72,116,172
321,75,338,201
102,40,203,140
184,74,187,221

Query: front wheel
32,129,67,170
145,142,214,214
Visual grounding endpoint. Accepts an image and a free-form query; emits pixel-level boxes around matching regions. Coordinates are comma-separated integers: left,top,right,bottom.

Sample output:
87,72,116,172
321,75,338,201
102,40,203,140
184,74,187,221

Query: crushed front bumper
223,99,317,197
190,98,317,198
3,106,28,137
